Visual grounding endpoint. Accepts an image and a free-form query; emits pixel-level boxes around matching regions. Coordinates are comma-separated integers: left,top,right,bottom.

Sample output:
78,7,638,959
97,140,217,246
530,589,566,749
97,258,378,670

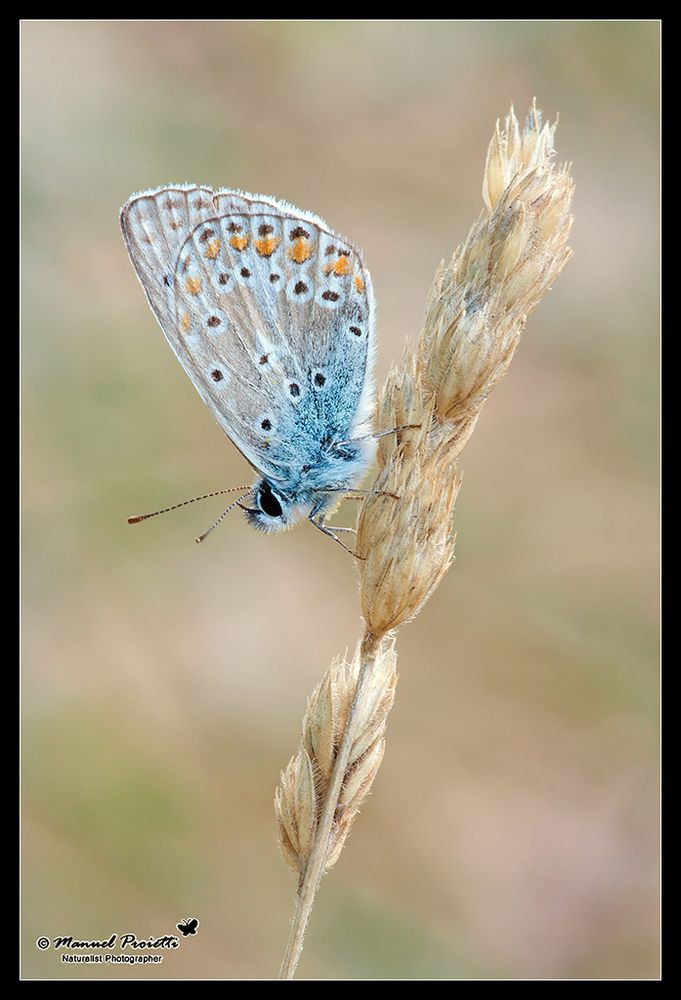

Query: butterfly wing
120,186,375,483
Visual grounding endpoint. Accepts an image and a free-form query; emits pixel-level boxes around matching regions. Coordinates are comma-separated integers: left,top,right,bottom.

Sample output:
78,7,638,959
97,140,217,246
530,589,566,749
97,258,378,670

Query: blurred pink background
22,20,659,979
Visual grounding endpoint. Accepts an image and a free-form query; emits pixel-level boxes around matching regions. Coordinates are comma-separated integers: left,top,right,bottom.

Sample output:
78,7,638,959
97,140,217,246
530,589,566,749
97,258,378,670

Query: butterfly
176,917,200,937
120,186,399,554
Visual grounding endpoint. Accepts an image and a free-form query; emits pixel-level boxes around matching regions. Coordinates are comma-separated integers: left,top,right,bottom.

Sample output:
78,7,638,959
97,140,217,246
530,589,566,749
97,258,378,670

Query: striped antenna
127,485,252,525
195,491,255,544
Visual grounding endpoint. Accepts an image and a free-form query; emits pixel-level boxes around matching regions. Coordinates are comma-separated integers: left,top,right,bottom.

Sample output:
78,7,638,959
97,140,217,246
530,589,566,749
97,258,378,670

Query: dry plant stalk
276,101,574,979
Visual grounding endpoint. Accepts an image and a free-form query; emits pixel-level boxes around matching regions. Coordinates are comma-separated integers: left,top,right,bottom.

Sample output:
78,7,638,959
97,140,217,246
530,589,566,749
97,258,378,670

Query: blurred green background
21,20,659,980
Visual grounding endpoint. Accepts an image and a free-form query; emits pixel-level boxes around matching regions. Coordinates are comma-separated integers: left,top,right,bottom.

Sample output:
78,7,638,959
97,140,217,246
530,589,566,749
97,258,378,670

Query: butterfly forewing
120,186,375,483
120,186,218,333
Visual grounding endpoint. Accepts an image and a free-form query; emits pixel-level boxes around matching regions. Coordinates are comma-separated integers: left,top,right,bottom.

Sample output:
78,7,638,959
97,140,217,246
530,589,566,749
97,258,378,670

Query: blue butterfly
121,186,400,554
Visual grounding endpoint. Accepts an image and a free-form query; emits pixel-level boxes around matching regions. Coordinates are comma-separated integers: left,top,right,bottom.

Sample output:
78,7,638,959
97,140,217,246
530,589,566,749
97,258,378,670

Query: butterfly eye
258,483,283,518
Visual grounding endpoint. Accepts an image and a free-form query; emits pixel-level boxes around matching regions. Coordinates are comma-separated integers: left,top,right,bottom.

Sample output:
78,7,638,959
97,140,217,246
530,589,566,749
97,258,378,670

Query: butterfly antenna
127,486,252,525
195,491,254,544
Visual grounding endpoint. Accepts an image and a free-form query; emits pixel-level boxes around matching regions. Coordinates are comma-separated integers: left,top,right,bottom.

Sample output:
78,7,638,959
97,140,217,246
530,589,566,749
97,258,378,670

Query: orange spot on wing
204,239,220,259
354,274,365,292
185,277,201,295
255,236,280,257
288,237,313,264
229,235,250,251
180,312,190,332
333,256,351,276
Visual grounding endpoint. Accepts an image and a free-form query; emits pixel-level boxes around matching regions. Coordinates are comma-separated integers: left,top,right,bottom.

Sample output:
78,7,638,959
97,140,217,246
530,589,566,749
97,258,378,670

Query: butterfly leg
313,487,400,501
309,518,364,559
332,424,421,448
308,501,364,559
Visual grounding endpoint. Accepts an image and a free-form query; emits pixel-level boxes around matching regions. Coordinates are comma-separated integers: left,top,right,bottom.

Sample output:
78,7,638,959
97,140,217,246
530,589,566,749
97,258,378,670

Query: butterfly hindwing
120,186,375,483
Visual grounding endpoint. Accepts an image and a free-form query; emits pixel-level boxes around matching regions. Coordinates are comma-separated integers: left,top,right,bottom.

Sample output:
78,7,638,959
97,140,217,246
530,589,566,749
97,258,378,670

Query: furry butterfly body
120,186,377,537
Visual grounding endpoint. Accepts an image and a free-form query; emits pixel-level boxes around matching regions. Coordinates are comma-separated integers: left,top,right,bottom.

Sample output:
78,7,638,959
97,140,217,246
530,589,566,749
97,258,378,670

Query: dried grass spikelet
357,358,461,634
275,639,397,884
277,102,574,979
357,103,573,640
421,103,573,440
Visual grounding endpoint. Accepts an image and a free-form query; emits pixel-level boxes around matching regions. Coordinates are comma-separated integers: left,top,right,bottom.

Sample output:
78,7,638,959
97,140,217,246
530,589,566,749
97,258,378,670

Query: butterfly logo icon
121,186,406,556
176,917,200,937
